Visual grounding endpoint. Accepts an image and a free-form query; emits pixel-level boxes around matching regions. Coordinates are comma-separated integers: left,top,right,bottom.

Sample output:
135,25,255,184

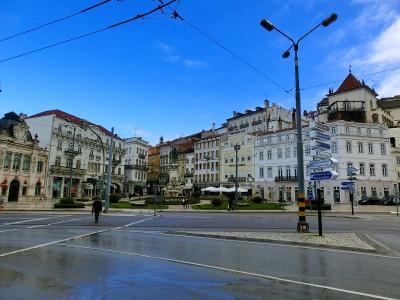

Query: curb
166,231,377,253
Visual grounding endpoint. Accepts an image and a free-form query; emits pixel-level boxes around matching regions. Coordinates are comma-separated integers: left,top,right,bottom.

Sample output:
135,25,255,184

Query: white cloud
156,41,209,69
376,70,400,97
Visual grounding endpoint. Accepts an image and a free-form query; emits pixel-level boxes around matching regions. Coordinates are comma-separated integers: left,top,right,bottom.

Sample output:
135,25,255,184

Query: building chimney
212,122,216,131
264,99,269,108
233,111,237,117
278,116,282,130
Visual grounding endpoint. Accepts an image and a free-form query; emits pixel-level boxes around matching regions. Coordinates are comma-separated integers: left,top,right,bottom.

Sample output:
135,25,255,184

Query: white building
193,132,221,189
254,120,396,204
124,137,149,195
26,110,126,199
183,152,194,194
227,100,295,134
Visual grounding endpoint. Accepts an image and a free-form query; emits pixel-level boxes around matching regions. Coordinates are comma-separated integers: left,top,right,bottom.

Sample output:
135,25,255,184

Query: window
371,187,377,197
66,159,73,168
361,187,367,197
277,148,282,159
277,135,281,142
367,128,371,135
267,167,273,178
331,142,337,153
278,167,283,178
76,160,81,169
259,151,264,160
346,142,352,153
58,124,62,132
4,152,12,169
22,156,30,171
397,157,400,165
78,146,82,154
359,163,365,176
13,154,21,170
247,156,251,161
35,182,41,196
57,141,62,150
259,167,264,179
267,150,272,160
382,164,388,176
285,147,291,158
357,127,361,134
370,164,375,176
55,156,61,166
380,143,386,155
345,126,350,134
368,143,373,154
331,126,336,134
358,142,363,153
37,161,43,173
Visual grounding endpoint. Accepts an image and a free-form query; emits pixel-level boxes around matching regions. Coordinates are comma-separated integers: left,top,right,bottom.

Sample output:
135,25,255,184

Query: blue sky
1,0,400,144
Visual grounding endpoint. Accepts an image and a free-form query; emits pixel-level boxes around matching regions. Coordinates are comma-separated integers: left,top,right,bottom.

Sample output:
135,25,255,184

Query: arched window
35,182,41,196
390,137,396,148
372,114,379,124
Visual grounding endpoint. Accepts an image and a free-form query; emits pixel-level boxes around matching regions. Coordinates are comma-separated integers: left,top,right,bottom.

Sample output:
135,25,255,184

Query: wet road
0,212,399,299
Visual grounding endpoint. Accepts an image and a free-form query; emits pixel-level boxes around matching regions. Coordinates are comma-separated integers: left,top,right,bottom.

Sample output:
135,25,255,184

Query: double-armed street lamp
260,13,337,232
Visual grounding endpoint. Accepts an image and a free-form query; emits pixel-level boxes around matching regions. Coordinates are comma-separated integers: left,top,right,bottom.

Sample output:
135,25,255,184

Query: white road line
0,228,21,233
27,217,91,229
58,243,398,300
365,234,400,256
115,230,400,261
2,215,71,226
0,216,158,258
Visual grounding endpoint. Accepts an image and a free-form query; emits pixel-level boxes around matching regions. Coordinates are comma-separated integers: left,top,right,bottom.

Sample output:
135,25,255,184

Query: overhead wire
0,0,114,43
0,0,179,64
168,10,292,95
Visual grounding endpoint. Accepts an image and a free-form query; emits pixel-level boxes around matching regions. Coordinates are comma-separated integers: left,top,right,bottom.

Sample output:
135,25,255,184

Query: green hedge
145,197,200,205
54,203,85,208
211,198,224,207
306,204,331,210
109,193,121,203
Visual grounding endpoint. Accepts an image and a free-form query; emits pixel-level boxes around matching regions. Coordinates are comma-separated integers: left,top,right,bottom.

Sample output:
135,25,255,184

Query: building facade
147,145,160,194
220,132,255,192
193,133,221,189
26,110,125,199
124,137,149,195
0,112,50,207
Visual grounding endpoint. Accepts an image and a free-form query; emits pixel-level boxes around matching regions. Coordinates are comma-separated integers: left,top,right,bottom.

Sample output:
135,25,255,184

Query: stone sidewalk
171,231,376,252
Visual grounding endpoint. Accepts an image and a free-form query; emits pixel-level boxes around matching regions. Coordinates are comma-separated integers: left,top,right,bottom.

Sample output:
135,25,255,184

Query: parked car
380,195,400,206
358,196,381,205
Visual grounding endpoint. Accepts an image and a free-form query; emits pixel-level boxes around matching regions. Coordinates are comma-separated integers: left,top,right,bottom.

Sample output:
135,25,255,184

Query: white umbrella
201,186,219,192
216,186,231,193
227,187,248,193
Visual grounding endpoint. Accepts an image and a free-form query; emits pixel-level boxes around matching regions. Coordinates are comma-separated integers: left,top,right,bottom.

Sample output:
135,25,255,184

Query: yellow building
147,145,160,193
219,132,255,193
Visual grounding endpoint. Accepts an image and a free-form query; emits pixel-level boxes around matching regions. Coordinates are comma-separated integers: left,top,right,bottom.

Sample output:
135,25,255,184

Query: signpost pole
350,190,354,216
317,188,322,236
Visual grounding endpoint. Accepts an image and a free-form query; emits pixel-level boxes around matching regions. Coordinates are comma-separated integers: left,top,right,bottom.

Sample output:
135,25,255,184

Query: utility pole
105,127,114,213
234,144,240,209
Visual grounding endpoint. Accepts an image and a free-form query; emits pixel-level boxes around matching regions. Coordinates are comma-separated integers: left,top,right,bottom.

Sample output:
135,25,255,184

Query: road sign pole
317,188,322,236
350,190,354,215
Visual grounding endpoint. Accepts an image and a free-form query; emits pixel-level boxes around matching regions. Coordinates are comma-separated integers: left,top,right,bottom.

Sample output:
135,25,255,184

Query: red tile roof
26,109,122,140
331,73,377,96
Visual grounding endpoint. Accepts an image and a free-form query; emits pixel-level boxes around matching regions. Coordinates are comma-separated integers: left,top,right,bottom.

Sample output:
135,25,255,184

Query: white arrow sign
310,159,332,169
309,121,330,132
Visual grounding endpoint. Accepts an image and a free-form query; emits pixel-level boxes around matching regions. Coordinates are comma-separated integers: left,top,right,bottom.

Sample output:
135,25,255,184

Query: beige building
220,132,255,192
0,112,50,208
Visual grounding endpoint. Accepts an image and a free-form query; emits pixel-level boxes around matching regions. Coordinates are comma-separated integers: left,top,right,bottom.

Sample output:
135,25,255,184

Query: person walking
92,197,102,223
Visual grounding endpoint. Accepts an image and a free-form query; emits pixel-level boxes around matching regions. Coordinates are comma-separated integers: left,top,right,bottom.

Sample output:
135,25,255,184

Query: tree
160,136,164,144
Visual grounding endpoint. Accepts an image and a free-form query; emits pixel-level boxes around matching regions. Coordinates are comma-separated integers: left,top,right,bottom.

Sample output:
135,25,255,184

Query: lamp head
322,13,338,27
260,19,274,31
282,50,290,59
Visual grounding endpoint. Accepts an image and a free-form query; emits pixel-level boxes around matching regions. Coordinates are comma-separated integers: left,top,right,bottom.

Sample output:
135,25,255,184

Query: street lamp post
260,13,337,232
234,144,241,209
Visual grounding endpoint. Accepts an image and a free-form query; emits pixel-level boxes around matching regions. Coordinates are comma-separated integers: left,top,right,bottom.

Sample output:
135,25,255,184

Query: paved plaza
0,211,399,299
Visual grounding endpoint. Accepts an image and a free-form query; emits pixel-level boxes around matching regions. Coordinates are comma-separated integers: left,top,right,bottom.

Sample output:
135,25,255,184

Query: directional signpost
309,120,337,236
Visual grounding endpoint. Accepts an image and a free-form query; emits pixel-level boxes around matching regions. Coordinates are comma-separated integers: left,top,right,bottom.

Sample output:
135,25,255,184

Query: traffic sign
307,190,314,200
310,170,339,181
310,159,332,169
341,181,355,186
310,140,331,150
341,186,354,190
347,166,359,173
309,131,330,141
309,121,330,132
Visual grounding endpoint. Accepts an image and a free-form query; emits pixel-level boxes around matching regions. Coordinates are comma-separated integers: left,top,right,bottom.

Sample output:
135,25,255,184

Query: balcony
184,172,193,177
50,165,85,176
239,123,249,129
228,126,238,131
275,176,298,182
125,164,148,171
327,101,366,123
64,149,79,156
252,120,262,126
138,153,146,159
112,174,125,182
227,177,247,182
112,159,121,166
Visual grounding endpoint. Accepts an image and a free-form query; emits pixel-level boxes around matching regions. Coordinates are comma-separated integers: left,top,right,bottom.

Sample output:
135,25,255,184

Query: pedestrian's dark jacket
92,200,102,213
